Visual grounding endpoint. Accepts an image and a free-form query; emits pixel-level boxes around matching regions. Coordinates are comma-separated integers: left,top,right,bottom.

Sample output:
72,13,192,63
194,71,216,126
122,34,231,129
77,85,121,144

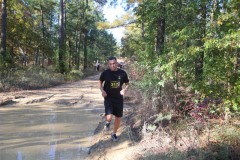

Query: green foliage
146,124,157,132
155,113,172,123
2,0,117,77
64,70,84,81
122,0,240,114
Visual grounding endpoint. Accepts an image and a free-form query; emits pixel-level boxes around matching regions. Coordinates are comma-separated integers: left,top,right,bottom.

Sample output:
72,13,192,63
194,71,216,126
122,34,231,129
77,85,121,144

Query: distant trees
1,0,7,59
0,0,116,71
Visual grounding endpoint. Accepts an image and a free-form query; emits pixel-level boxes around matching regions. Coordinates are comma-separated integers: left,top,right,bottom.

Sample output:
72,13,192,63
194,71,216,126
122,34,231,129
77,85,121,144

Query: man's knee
106,114,112,121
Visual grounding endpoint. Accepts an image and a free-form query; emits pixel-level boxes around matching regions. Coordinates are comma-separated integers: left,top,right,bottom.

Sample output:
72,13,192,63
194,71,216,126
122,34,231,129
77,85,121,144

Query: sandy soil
0,71,142,160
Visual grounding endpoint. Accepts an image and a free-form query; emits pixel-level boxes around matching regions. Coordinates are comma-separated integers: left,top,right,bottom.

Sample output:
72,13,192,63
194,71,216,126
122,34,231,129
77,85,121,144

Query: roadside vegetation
118,1,239,158
0,65,97,92
125,59,240,160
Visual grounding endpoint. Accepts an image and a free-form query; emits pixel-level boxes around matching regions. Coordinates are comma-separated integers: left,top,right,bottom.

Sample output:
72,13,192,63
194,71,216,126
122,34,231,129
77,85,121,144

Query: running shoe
104,122,110,131
111,133,119,142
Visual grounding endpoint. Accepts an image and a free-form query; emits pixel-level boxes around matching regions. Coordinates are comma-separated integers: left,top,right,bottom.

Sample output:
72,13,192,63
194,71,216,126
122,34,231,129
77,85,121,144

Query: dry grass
124,58,240,160
0,66,96,92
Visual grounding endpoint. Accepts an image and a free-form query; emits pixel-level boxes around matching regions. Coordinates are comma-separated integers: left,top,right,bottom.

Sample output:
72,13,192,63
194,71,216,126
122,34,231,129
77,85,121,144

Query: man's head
108,56,118,71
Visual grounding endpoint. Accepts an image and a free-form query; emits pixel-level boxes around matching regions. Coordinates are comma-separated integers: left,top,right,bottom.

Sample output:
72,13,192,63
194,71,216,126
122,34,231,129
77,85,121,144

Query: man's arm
99,80,107,97
120,82,129,96
124,82,129,91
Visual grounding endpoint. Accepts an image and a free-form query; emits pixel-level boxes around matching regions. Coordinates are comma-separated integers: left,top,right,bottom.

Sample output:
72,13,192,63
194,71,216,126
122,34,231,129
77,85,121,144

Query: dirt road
0,74,106,160
0,73,138,160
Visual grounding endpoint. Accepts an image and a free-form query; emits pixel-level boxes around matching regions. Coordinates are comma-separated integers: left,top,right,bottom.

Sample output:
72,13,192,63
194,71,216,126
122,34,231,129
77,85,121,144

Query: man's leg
111,116,121,142
104,114,112,131
113,116,121,134
106,114,112,123
104,99,112,130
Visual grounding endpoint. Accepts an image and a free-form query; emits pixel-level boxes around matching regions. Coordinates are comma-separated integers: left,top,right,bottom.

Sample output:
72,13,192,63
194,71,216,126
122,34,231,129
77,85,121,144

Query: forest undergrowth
0,65,96,92
125,58,240,160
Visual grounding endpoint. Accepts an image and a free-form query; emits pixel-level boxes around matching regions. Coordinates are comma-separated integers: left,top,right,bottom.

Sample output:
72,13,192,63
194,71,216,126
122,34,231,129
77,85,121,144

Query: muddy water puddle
0,102,103,160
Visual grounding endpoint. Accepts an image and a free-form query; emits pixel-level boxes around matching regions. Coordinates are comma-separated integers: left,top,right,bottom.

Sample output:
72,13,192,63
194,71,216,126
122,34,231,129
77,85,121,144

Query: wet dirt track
0,74,104,160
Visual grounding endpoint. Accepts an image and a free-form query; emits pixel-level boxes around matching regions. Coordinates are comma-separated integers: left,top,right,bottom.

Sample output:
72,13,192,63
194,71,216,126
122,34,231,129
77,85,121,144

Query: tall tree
195,1,206,81
59,0,66,73
83,0,88,69
1,0,7,58
156,0,165,56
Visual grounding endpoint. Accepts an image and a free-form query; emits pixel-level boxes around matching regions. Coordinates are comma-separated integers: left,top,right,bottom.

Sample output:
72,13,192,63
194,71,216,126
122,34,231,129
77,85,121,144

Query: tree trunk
141,21,145,38
75,30,79,70
77,33,82,70
237,55,240,71
195,3,206,81
174,0,183,90
59,0,65,73
141,0,145,38
83,0,88,69
35,49,40,65
195,51,204,81
156,1,165,56
83,31,87,69
40,4,45,68
1,0,7,58
68,40,72,70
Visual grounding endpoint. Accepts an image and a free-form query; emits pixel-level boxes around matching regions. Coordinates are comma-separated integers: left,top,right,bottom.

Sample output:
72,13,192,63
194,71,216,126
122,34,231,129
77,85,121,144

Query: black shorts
104,98,123,117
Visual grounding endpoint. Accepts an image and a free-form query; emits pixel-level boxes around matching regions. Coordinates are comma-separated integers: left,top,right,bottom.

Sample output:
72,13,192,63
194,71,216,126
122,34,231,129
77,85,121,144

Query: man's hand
101,90,107,97
120,83,129,96
120,88,127,95
99,81,107,97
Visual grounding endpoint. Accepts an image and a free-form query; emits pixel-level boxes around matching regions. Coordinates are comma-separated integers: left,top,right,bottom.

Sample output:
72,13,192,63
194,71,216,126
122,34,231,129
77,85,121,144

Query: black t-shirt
100,69,129,99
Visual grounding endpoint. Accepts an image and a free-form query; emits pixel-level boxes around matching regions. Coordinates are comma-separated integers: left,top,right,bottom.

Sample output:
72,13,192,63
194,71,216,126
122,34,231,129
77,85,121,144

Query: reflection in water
77,144,82,158
17,151,22,160
48,144,56,160
0,102,103,160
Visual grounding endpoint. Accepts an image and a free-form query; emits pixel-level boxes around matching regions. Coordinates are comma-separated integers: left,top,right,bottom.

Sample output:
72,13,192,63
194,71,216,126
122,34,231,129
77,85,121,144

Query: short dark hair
108,56,117,61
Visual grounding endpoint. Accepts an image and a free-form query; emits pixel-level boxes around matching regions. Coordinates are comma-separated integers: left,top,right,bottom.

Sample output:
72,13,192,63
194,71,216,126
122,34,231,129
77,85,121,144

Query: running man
99,56,129,142
95,60,100,71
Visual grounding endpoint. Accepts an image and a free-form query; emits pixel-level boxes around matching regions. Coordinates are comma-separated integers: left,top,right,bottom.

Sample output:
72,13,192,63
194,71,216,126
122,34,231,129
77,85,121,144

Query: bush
0,66,66,91
64,70,83,81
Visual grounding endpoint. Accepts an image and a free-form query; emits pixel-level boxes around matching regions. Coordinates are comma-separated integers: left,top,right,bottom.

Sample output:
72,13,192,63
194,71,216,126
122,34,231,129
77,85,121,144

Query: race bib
111,81,120,88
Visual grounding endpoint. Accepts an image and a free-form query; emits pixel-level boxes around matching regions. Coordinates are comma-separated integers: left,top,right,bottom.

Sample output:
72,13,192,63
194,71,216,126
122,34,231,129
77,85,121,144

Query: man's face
108,59,118,71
